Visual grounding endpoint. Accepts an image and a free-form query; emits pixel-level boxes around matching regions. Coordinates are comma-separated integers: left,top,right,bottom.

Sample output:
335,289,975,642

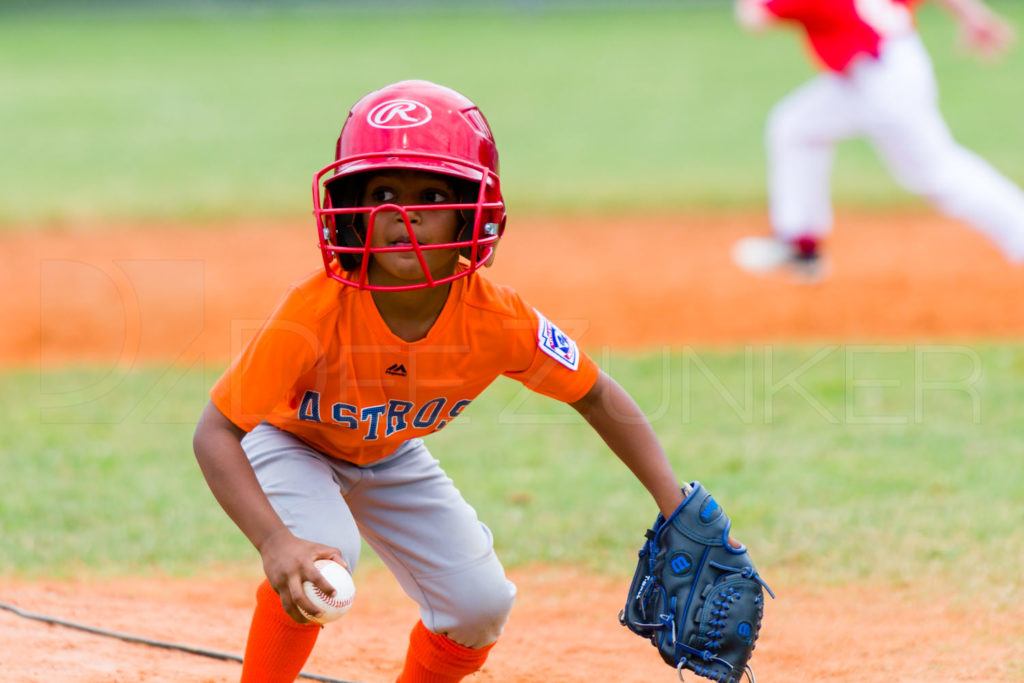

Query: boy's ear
484,241,499,267
483,215,507,267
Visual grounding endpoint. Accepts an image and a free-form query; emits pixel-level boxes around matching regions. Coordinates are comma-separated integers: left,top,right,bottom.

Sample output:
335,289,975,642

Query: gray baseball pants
241,422,516,648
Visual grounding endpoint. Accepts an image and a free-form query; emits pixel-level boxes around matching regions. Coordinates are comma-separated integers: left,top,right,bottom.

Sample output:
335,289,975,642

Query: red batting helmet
313,80,506,291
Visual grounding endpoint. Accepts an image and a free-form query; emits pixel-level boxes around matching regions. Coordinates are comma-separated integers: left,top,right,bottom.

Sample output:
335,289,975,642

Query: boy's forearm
572,373,685,517
933,0,980,14
193,403,291,552
931,0,1016,56
933,0,999,22
735,0,776,31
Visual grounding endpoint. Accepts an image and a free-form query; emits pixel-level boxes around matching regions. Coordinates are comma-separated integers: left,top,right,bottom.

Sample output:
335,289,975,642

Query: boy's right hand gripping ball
619,483,773,683
299,559,356,625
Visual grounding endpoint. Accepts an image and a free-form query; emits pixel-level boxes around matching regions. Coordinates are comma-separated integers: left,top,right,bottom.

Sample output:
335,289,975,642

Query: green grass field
2,1,1023,222
2,2,1023,602
4,345,1023,602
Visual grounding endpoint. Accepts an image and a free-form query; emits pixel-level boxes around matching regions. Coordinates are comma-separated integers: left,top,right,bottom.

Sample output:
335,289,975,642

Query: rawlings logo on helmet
367,99,432,129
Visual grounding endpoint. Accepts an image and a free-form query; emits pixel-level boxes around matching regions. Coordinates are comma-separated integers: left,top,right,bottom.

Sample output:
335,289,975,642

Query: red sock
396,620,495,683
240,579,321,683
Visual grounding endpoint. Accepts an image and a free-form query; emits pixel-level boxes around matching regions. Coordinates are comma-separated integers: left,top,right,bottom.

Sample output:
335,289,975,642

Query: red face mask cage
313,151,505,292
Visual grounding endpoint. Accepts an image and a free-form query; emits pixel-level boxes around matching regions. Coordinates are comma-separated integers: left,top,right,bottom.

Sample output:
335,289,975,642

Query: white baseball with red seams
299,559,355,624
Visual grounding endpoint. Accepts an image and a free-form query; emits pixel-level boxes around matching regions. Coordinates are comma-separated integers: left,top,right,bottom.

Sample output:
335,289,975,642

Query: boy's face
361,170,462,287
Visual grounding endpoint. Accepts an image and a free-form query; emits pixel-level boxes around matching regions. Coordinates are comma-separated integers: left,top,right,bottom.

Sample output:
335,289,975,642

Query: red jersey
211,268,599,466
762,0,924,72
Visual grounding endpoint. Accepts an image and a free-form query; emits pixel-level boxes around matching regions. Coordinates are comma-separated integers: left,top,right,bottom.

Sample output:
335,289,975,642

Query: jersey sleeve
761,0,804,20
502,306,599,404
210,285,324,432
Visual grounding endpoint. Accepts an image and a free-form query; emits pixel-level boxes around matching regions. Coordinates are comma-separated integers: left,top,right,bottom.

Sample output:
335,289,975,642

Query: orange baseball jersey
211,268,599,465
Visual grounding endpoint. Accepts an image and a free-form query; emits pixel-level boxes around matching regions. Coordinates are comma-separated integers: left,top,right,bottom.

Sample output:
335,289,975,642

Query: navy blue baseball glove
619,483,773,683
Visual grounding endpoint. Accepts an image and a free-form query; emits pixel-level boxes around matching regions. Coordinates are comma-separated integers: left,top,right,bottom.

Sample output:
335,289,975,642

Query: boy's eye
370,188,396,203
422,189,450,204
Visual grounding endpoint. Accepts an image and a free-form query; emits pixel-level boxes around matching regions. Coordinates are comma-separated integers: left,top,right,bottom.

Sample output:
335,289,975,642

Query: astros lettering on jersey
211,267,599,466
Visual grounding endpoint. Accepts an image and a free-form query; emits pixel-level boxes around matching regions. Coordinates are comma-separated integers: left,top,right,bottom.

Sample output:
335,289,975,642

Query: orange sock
240,578,321,683
396,620,495,683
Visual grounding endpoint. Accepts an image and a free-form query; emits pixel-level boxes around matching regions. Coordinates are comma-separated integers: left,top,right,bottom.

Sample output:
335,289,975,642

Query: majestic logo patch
535,310,579,371
367,99,432,129
385,363,407,377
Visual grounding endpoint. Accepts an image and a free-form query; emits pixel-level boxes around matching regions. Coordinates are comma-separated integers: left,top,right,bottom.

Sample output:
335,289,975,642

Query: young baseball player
731,0,1024,280
193,80,691,682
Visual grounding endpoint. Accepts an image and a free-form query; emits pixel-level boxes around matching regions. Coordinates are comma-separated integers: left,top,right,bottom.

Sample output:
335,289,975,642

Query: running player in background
192,80,693,682
731,0,1024,281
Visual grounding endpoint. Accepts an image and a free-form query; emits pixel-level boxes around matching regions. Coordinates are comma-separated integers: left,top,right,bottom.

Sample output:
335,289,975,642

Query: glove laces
676,661,757,683
709,561,776,599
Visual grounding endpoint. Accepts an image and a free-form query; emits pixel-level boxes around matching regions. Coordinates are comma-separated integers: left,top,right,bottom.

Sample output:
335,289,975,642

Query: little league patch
534,310,580,371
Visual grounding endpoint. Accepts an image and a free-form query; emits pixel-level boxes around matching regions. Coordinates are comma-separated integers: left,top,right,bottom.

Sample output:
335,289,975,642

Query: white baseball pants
766,32,1024,262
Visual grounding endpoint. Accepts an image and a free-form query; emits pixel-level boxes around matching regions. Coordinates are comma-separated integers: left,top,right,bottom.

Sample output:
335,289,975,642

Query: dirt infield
5,211,1024,366
3,568,1023,683
3,212,1024,681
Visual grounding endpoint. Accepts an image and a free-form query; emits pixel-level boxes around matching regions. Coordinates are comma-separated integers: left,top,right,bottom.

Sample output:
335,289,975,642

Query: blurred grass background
3,345,1023,602
2,1,1022,222
2,1,1023,596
